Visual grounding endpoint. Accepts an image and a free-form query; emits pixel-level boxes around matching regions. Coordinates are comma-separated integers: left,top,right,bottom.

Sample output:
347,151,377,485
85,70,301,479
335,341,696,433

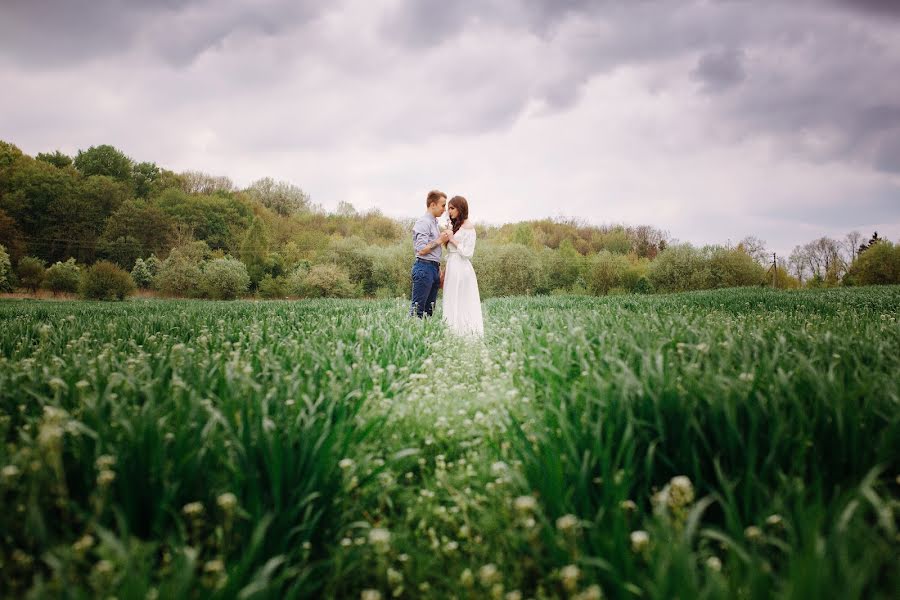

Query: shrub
592,227,632,254
258,274,288,299
633,276,654,294
706,247,766,288
324,236,377,295
648,244,709,293
154,241,210,297
145,254,162,277
131,255,162,289
622,257,650,292
587,251,630,295
44,258,81,294
844,241,900,285
301,264,355,298
17,256,46,293
131,258,153,288
474,242,545,297
286,263,311,297
371,243,411,298
0,244,12,292
199,257,250,300
541,240,585,292
80,260,135,300
771,267,801,289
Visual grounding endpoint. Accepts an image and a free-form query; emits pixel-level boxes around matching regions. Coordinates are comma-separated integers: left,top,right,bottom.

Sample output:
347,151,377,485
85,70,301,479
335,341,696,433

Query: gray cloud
0,0,324,67
835,0,900,17
0,0,148,66
1,0,897,250
693,48,745,93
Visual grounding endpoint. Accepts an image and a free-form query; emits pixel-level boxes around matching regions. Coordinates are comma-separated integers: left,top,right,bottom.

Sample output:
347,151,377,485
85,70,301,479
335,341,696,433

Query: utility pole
772,252,777,289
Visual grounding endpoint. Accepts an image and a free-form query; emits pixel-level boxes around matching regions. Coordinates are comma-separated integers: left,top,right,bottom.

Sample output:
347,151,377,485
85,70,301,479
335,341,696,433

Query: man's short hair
426,190,447,207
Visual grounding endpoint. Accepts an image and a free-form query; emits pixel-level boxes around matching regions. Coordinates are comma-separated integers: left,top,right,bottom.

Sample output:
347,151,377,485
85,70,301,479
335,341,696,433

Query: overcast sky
2,0,898,255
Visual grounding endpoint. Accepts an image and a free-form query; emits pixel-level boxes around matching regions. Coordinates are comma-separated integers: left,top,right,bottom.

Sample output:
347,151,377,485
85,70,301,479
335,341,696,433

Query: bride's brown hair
448,196,468,233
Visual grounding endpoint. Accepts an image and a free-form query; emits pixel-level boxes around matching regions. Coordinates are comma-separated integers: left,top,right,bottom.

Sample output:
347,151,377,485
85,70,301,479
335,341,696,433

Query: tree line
0,140,897,300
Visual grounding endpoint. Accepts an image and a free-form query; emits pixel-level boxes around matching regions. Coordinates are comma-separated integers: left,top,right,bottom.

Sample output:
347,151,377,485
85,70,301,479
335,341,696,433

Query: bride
442,196,484,336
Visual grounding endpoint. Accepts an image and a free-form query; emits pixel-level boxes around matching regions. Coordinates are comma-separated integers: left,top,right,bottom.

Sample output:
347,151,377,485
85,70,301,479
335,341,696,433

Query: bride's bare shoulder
462,220,476,230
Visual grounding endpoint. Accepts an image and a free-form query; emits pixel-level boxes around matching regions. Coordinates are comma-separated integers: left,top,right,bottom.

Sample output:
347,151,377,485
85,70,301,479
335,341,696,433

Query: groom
411,190,451,318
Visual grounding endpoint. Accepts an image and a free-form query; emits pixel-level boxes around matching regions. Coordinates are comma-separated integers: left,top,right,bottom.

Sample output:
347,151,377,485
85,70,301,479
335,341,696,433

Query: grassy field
1,287,898,599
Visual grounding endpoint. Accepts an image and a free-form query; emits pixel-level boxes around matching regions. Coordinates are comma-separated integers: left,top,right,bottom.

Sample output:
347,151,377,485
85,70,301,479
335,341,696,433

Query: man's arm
413,221,449,256
415,232,450,256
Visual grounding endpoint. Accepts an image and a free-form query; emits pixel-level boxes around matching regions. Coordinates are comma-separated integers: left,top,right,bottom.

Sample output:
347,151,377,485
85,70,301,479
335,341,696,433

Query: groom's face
430,199,446,218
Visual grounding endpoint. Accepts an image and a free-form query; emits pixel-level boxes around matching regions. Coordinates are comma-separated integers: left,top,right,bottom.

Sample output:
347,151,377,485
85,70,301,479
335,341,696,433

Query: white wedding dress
442,226,484,337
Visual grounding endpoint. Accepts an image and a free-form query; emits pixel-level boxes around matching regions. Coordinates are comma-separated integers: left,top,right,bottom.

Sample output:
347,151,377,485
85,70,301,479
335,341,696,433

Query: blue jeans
410,259,440,318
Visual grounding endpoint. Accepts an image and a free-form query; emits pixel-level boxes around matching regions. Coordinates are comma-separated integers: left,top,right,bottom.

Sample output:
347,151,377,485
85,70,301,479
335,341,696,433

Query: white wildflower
560,564,580,592
369,528,391,553
556,514,579,534
630,530,650,553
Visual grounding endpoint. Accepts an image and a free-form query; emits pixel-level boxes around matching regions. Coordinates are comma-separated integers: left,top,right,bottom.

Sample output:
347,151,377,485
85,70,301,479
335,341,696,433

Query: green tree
281,241,304,271
97,236,143,270
148,168,186,197
17,256,46,293
100,199,175,262
131,161,161,198
0,155,77,254
0,140,24,171
240,217,271,289
246,177,312,216
44,175,130,263
511,223,536,248
36,150,73,169
0,244,13,292
0,208,26,265
592,227,632,254
73,144,133,182
844,240,900,285
179,170,234,195
156,188,252,251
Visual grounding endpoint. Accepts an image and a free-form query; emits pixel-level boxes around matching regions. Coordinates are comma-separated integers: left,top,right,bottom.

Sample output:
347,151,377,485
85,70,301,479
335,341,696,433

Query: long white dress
442,226,484,336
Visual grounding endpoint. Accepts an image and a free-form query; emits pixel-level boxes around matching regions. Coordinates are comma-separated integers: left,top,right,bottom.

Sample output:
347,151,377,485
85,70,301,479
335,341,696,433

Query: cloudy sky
2,0,898,254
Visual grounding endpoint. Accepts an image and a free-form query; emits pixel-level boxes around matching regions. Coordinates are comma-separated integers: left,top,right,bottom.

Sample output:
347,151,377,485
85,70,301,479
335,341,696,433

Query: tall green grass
1,288,897,598
498,288,899,598
0,298,440,598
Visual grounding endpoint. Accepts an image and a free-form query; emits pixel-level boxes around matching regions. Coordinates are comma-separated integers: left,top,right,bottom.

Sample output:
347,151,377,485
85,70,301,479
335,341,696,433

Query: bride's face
448,205,458,219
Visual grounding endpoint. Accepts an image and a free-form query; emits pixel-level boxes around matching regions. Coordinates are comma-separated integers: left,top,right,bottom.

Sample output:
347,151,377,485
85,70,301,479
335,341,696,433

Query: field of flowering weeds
1,287,898,599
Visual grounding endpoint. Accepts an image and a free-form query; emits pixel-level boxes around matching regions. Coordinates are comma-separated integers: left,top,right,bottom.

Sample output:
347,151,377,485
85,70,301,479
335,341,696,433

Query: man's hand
439,231,452,243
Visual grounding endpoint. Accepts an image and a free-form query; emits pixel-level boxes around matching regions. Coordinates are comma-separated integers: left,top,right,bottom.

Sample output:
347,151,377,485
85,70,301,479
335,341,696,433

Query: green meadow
1,287,898,599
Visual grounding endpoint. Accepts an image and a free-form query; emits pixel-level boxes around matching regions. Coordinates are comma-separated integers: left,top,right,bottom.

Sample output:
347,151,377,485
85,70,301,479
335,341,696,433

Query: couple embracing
410,190,484,337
